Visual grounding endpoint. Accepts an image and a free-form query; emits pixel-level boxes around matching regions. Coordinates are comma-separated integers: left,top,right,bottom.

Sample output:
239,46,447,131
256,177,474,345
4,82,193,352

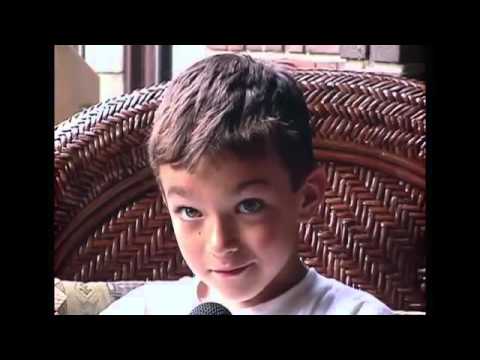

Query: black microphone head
190,302,232,315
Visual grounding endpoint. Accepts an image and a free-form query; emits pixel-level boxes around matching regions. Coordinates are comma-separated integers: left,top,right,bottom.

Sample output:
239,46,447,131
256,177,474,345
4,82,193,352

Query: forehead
158,149,290,195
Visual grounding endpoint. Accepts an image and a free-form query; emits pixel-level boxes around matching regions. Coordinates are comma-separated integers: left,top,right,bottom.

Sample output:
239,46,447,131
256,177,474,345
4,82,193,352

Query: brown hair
148,53,315,191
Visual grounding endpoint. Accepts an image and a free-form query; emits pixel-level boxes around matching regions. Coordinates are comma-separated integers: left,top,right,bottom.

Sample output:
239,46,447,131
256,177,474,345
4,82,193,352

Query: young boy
101,54,393,315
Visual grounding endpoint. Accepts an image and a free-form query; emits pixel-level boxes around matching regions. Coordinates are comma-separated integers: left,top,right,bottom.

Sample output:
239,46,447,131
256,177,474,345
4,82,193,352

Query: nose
207,215,239,257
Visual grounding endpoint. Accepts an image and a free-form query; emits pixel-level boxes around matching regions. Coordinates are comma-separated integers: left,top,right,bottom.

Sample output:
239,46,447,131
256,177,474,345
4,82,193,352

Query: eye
237,199,265,214
175,207,202,219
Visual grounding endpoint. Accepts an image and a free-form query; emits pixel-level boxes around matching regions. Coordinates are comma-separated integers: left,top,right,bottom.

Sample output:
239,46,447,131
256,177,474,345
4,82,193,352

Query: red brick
306,45,340,54
265,45,284,52
274,58,315,69
285,45,305,53
207,45,228,51
314,62,338,70
227,45,245,52
246,45,263,51
370,45,424,63
269,59,297,72
340,45,368,60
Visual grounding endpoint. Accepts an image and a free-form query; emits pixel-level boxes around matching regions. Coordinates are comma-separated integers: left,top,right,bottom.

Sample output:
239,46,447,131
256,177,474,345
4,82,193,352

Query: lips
211,263,252,276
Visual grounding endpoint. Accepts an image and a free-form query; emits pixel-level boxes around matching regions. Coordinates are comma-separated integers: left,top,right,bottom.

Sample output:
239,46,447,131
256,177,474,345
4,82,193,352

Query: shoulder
100,283,147,315
144,276,199,314
306,271,393,315
100,276,198,315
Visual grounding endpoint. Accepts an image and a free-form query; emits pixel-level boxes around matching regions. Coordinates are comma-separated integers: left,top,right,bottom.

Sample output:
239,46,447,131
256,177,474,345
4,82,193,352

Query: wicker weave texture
54,70,426,310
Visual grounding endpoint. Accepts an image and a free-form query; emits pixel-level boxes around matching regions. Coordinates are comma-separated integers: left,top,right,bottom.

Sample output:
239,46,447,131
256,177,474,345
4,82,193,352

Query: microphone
190,302,232,315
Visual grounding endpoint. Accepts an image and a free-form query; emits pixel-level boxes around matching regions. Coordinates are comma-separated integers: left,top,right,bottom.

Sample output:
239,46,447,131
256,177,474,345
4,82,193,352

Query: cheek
243,210,298,253
171,221,204,264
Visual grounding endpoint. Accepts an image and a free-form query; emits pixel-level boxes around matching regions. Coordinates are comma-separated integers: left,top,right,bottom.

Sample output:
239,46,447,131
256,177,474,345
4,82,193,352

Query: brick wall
206,45,425,79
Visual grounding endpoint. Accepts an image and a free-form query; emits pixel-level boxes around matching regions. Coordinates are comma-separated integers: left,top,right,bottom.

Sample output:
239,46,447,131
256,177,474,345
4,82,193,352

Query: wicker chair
54,69,426,312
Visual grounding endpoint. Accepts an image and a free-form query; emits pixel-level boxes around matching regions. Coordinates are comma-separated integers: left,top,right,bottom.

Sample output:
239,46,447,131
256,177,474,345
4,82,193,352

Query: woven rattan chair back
54,69,426,311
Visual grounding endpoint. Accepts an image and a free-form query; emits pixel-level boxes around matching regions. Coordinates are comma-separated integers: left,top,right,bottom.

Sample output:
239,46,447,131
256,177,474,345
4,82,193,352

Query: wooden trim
124,45,172,92
157,45,172,82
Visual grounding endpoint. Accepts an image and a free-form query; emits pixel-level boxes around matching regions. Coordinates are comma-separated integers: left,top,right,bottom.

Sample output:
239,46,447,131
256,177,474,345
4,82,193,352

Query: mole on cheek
198,232,201,236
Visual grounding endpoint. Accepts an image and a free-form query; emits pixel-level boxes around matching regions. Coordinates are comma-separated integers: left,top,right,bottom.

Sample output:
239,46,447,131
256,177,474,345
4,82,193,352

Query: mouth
210,263,253,277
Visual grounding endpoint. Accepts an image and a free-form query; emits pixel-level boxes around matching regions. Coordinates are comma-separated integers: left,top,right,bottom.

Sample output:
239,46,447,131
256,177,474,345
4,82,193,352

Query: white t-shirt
100,268,393,315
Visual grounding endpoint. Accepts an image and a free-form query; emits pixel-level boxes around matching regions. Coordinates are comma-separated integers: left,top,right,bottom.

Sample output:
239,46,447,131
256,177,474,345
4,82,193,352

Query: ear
297,165,326,223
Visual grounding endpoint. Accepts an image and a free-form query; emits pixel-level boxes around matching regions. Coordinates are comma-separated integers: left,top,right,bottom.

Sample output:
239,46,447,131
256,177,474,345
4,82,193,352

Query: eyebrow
167,186,192,198
166,178,271,198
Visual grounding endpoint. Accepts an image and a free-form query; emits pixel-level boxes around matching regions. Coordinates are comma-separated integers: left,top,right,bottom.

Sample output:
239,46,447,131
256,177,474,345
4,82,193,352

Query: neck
238,255,308,308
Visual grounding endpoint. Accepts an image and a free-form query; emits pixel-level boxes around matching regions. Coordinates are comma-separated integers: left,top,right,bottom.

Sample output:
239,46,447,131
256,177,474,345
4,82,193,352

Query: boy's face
158,148,324,307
